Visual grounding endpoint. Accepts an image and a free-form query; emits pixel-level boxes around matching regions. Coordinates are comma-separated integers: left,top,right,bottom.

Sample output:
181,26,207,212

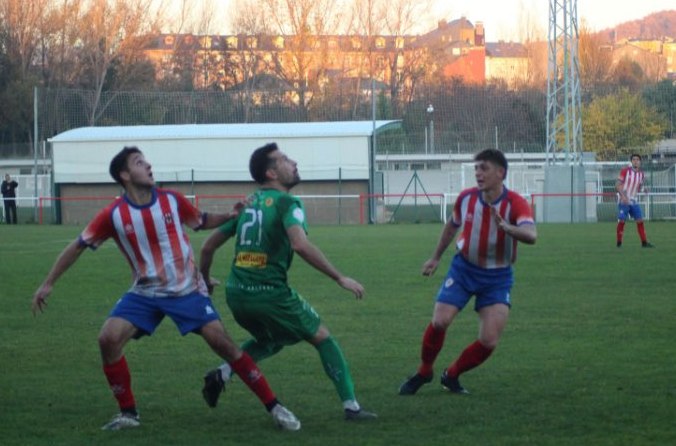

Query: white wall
50,122,397,184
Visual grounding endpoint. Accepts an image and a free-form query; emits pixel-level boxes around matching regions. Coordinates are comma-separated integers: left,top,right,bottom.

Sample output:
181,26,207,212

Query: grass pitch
1,222,675,446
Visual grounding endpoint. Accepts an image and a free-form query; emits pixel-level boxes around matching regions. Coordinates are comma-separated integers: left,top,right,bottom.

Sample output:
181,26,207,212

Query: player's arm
422,219,459,276
615,178,628,204
491,208,537,245
287,225,364,299
200,197,250,230
199,229,231,295
31,239,87,316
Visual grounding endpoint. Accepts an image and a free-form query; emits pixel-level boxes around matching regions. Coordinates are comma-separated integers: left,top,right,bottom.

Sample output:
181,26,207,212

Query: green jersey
219,188,307,292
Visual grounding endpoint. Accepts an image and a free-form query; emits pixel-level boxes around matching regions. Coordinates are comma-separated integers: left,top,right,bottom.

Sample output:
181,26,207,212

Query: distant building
485,41,530,87
140,17,533,93
612,42,668,82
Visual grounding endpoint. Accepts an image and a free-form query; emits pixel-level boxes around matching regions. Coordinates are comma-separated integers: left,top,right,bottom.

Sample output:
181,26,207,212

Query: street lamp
426,104,434,154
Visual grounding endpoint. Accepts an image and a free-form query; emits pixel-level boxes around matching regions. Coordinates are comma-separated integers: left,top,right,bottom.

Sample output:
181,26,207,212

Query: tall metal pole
34,86,39,222
546,0,583,166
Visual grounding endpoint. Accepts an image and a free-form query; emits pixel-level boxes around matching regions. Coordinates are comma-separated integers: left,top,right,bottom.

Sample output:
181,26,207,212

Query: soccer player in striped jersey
31,146,300,431
199,143,376,421
615,154,653,248
399,149,537,396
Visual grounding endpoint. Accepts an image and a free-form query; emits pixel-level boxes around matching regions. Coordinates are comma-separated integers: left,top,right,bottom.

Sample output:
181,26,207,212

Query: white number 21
239,208,263,245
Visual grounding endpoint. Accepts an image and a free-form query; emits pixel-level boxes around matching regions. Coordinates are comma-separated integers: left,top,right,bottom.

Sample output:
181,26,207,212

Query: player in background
615,154,654,248
398,149,537,396
31,146,300,431
199,143,376,421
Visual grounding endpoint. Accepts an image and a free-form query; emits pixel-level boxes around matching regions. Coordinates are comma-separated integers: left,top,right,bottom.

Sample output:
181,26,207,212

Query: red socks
417,323,446,377
447,340,494,378
103,356,136,412
231,353,277,407
103,353,277,414
637,221,647,243
618,220,648,244
616,221,625,244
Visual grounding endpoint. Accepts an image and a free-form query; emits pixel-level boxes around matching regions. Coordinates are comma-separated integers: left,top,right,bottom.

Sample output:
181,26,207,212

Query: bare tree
224,0,276,121
578,21,613,92
261,0,342,114
381,0,432,111
517,0,547,87
73,0,163,124
0,0,52,77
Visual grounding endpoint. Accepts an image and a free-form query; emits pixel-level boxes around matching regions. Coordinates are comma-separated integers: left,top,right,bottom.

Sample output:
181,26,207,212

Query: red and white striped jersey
617,166,645,203
451,187,534,269
79,188,208,297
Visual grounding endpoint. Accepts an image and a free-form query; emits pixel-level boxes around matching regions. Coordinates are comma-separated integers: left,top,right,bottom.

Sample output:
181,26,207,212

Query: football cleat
101,412,140,431
398,372,433,395
202,369,225,408
345,408,378,421
271,404,301,431
440,370,469,395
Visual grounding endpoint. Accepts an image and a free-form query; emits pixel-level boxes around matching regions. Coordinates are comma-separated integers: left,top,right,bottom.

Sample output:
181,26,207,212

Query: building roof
485,42,528,58
49,121,402,143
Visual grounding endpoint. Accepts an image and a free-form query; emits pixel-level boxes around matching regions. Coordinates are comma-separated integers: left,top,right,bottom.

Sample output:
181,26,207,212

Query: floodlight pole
546,0,583,165
427,104,434,154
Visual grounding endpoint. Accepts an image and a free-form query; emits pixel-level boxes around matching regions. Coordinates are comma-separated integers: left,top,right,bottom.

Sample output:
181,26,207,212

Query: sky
167,0,676,41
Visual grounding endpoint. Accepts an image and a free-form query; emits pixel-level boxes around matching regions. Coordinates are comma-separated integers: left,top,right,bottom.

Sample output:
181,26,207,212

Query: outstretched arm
422,219,459,276
199,229,230,295
287,225,364,299
32,239,87,315
201,197,251,230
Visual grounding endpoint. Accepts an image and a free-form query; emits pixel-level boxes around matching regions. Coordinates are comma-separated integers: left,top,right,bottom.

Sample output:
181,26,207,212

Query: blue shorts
109,291,221,337
618,203,643,221
435,254,514,312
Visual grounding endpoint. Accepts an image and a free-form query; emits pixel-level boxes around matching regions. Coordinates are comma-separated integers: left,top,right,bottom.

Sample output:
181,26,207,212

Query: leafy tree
582,88,668,160
612,57,645,92
642,80,676,138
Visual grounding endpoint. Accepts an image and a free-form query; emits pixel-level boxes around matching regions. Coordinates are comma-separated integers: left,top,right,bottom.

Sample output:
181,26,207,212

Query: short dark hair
249,143,279,184
475,149,508,179
109,146,142,185
630,153,642,161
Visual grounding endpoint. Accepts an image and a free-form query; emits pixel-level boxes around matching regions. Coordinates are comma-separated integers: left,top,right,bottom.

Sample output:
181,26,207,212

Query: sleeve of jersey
218,218,237,237
617,167,627,183
512,194,535,226
450,191,468,227
79,207,115,250
172,190,204,230
281,196,308,233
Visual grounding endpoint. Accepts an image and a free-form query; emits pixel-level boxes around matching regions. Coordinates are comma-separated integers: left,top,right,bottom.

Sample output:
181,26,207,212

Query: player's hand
422,259,439,276
32,284,52,316
337,276,365,299
229,197,253,218
206,277,220,295
490,206,510,231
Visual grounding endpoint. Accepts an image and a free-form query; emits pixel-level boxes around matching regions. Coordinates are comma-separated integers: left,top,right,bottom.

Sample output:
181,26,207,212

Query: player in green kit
199,143,377,421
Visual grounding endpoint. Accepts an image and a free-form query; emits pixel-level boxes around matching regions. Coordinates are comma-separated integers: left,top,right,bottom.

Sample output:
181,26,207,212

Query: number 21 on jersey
239,208,263,246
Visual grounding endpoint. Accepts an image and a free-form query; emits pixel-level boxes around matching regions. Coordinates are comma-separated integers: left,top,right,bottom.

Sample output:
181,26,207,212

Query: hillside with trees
600,10,676,41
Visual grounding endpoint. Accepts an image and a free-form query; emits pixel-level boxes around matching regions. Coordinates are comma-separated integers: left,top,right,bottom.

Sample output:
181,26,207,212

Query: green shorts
226,287,321,345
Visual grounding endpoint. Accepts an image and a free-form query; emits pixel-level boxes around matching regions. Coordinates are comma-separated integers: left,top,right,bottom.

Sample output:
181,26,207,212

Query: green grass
1,222,675,446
